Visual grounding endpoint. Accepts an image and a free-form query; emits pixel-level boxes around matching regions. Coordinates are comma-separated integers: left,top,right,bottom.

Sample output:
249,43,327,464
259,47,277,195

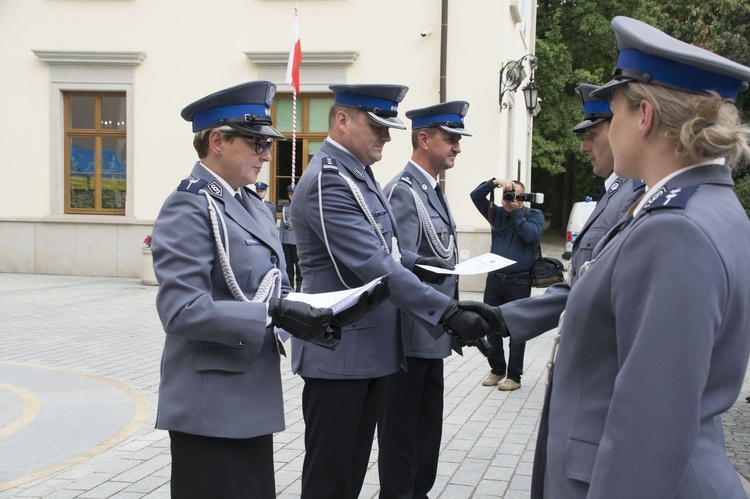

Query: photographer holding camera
470,178,544,391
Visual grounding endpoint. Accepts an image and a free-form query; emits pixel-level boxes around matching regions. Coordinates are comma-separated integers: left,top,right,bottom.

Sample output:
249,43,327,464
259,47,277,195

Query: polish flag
285,7,302,93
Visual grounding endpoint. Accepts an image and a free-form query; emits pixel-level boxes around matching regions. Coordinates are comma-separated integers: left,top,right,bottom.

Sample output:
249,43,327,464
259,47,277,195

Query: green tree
531,0,750,230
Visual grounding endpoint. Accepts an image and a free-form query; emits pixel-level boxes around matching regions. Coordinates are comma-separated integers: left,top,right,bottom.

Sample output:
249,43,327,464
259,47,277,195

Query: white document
415,252,515,275
284,276,386,314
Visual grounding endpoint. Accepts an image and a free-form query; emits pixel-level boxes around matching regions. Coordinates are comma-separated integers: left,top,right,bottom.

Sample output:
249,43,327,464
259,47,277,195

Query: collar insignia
207,181,223,196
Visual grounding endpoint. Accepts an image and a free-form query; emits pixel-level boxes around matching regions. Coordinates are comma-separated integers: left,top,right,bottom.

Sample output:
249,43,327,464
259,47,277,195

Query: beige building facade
0,0,538,291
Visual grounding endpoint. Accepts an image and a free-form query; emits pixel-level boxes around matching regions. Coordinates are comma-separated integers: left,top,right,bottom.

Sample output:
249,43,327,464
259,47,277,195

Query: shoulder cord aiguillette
201,190,282,303
387,185,454,261
317,170,401,289
282,205,293,230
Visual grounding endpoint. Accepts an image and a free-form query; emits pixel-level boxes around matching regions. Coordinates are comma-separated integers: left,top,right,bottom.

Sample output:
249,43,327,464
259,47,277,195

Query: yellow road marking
0,382,41,439
0,362,151,492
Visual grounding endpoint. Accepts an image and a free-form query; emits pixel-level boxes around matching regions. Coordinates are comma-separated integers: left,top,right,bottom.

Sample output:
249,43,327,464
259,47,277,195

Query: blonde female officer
465,16,750,498
546,17,750,498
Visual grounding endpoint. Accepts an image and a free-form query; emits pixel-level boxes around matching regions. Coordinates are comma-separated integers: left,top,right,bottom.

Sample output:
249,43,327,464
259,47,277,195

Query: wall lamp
499,54,540,114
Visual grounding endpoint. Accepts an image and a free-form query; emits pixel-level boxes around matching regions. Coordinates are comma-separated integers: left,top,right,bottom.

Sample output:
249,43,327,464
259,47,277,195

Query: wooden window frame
63,91,127,215
270,93,331,208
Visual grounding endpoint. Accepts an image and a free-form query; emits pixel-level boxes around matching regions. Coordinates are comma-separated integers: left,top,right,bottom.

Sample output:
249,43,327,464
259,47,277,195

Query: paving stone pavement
1,271,749,498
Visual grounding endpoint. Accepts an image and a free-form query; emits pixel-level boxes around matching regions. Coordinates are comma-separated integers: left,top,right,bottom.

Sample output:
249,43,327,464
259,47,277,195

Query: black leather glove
456,301,509,337
454,336,492,357
330,278,390,329
268,298,334,342
413,257,454,285
440,299,494,341
473,336,492,356
307,327,342,351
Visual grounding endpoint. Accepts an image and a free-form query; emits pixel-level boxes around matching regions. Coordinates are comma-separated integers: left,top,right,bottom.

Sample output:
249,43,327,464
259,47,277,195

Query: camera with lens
502,190,545,204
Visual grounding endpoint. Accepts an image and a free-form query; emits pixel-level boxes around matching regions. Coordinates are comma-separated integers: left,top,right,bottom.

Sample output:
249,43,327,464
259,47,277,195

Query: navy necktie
435,183,449,214
235,192,250,212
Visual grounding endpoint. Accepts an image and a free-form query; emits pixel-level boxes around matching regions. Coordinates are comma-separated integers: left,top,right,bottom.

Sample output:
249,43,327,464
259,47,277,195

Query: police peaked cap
181,81,286,139
571,84,612,133
330,84,409,129
406,101,472,136
255,182,268,190
592,16,750,101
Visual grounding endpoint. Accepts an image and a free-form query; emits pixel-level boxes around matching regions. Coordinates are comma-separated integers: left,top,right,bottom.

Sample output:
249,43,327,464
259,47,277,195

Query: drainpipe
439,0,448,102
438,0,448,191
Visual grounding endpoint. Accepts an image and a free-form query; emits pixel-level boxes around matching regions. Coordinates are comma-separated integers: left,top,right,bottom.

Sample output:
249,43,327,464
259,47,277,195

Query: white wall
0,0,537,287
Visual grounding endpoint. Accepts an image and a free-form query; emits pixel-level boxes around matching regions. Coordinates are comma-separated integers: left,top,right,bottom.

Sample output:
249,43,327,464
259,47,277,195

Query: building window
33,50,145,218
271,93,333,208
64,92,127,214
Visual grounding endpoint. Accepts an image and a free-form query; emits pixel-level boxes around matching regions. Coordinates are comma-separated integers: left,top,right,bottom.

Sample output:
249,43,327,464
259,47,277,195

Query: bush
734,175,750,218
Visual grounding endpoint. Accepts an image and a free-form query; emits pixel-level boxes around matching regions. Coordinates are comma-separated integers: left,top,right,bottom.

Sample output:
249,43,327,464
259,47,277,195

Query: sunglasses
224,132,274,155
243,136,274,155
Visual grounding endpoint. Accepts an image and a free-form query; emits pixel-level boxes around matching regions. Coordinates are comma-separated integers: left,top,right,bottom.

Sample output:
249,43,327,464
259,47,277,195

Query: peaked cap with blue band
181,81,285,139
329,84,409,130
571,84,612,133
406,101,472,136
592,17,750,101
255,182,268,190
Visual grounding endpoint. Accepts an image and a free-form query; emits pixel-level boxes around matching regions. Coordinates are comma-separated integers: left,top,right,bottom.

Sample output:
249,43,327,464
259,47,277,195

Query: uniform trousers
282,243,302,292
378,357,444,499
483,272,532,383
169,430,275,499
300,376,386,499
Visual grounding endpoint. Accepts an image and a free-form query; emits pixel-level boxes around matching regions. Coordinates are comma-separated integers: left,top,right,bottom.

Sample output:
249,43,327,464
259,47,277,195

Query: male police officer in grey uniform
568,83,647,276
290,85,496,499
279,184,302,291
498,84,646,338
379,101,471,498
254,181,277,219
152,81,364,497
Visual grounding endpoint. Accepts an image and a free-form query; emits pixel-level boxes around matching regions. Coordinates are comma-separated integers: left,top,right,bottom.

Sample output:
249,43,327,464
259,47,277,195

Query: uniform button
428,309,435,316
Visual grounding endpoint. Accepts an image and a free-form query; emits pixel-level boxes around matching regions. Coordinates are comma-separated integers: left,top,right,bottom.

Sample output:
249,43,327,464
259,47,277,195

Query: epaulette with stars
643,185,699,212
177,177,208,193
322,157,339,173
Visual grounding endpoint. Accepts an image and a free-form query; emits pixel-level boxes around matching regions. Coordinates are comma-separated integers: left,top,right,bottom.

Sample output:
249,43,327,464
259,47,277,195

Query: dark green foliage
531,0,750,228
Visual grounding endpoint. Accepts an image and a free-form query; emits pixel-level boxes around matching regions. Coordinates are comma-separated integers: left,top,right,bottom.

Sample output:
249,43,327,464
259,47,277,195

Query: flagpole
291,84,297,186
285,4,301,187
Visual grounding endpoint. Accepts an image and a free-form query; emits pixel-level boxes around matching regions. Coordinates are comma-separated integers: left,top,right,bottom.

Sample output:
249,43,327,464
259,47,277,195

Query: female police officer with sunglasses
151,81,385,497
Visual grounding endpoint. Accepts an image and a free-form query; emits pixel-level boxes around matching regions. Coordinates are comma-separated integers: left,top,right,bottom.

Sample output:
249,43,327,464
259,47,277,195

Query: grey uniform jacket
279,204,296,245
543,165,750,498
263,200,277,220
152,162,290,439
290,139,452,379
384,162,457,359
502,177,645,339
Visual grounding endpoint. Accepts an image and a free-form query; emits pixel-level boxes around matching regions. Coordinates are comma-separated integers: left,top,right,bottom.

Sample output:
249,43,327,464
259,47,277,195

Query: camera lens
503,191,516,202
